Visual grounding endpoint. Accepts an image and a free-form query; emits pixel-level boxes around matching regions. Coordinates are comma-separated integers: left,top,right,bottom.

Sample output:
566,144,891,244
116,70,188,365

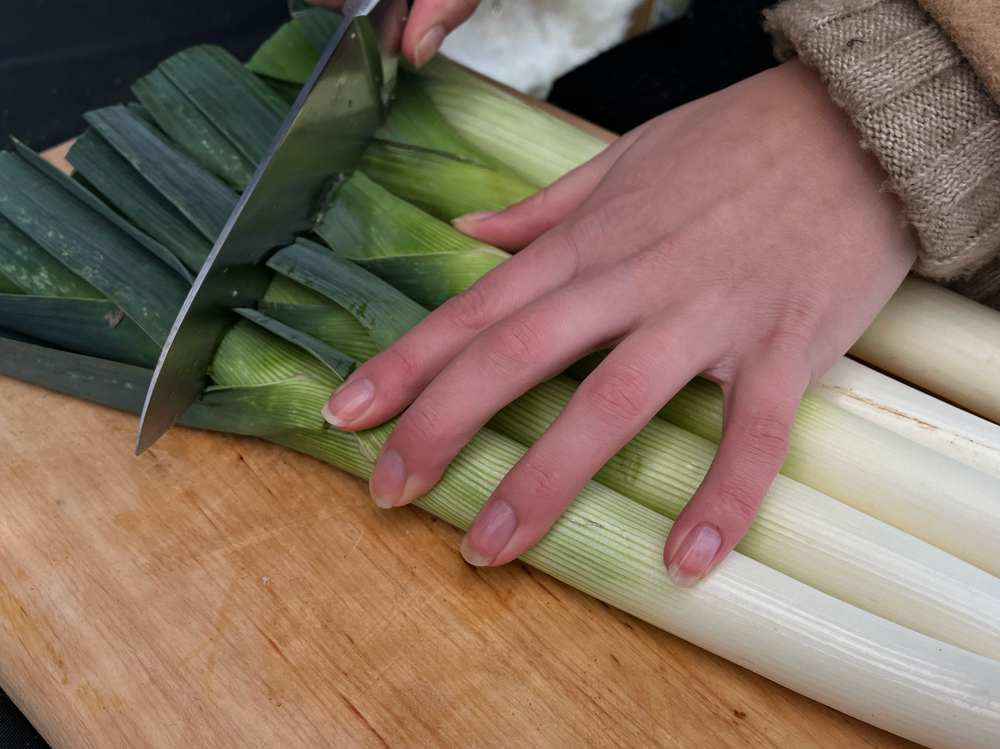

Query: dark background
0,0,773,745
1,0,289,151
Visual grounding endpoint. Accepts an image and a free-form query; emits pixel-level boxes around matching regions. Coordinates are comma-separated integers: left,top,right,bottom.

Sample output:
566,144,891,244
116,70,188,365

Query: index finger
322,235,580,430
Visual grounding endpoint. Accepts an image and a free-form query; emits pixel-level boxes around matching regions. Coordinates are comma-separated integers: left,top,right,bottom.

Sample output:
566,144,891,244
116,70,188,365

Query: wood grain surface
0,89,921,749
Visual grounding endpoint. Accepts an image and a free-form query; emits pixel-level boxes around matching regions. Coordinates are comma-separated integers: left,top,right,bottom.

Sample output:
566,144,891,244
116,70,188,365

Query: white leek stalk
851,276,1000,425
493,375,1000,662
371,422,1000,749
660,378,1000,578
812,357,1000,479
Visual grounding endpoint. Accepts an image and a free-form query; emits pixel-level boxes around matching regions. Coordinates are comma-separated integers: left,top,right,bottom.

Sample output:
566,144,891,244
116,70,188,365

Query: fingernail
460,500,517,566
322,378,374,427
413,25,445,68
667,524,722,588
452,210,500,228
370,449,406,509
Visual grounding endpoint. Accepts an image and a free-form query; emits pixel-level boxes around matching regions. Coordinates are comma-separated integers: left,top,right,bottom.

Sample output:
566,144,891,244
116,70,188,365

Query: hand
308,0,479,67
324,60,919,586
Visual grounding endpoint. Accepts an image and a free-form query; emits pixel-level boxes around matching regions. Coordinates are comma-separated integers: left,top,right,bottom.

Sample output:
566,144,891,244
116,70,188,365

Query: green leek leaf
0,151,189,346
132,69,256,191
0,214,104,298
0,275,21,294
356,249,508,309
262,273,335,305
248,21,320,84
259,75,304,106
67,129,213,273
291,8,343,52
209,320,339,390
267,240,428,350
13,140,194,283
377,71,504,170
257,301,378,362
0,334,151,414
315,172,495,258
237,307,357,381
84,105,237,242
158,45,289,166
360,140,536,221
188,378,331,434
0,294,161,368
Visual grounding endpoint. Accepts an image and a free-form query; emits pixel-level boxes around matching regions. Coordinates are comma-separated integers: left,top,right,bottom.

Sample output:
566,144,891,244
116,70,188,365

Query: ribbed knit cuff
765,0,1000,282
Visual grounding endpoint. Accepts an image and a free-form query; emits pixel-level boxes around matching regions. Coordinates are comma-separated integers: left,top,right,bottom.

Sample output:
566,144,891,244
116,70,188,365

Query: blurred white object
439,0,647,98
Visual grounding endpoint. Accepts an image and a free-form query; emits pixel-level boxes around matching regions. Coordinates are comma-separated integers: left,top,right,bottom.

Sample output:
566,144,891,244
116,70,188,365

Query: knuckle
585,364,651,429
400,403,451,445
514,459,564,502
376,345,420,382
738,411,792,465
713,484,764,522
482,315,547,372
445,283,496,334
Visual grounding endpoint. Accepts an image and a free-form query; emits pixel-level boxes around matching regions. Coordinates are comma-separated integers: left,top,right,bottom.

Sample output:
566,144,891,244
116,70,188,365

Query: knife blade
135,0,410,454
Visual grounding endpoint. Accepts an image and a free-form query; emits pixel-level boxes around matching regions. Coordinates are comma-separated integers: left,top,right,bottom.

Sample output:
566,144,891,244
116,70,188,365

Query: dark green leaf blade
84,105,238,241
0,214,104,298
13,140,194,283
132,69,256,192
0,294,162,368
0,276,22,294
67,129,213,273
158,45,290,166
0,151,189,346
292,8,343,52
267,240,428,350
259,75,304,106
0,334,152,414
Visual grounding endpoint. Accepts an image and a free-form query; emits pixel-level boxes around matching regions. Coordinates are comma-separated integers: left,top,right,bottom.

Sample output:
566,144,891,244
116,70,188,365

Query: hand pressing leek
320,60,921,587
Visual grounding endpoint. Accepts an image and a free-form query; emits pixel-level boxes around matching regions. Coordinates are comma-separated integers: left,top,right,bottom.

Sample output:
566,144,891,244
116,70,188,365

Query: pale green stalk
208,315,1000,749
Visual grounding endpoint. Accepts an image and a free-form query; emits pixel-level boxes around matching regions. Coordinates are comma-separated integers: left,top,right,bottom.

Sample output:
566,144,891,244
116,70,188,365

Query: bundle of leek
1,8,999,748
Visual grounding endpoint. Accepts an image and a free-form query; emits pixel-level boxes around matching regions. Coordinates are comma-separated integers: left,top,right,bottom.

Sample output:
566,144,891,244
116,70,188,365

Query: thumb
403,0,480,67
662,366,806,587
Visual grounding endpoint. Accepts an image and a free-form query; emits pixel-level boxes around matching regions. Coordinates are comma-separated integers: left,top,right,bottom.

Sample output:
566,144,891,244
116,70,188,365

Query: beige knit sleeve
764,0,1000,285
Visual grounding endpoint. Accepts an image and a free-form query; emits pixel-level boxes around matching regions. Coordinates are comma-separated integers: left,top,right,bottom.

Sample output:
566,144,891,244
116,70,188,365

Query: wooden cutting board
0,98,919,749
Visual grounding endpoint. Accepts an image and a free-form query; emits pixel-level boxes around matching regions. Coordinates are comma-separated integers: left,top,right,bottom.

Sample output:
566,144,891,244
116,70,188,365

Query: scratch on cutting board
76,684,126,718
345,531,364,561
0,575,65,677
177,571,242,699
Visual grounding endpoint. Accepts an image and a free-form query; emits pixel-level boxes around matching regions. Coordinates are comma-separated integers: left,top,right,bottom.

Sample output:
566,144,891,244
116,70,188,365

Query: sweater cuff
765,0,1000,281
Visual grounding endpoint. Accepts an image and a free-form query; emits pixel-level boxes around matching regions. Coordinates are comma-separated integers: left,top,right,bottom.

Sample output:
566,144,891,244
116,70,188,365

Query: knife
135,0,410,454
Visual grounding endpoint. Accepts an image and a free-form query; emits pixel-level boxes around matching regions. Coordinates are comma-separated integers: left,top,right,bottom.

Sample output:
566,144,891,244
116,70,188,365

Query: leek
812,357,1000,479
851,276,1000,425
419,57,607,185
360,140,537,221
315,161,1000,581
0,20,998,747
268,242,1000,662
208,318,1000,749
